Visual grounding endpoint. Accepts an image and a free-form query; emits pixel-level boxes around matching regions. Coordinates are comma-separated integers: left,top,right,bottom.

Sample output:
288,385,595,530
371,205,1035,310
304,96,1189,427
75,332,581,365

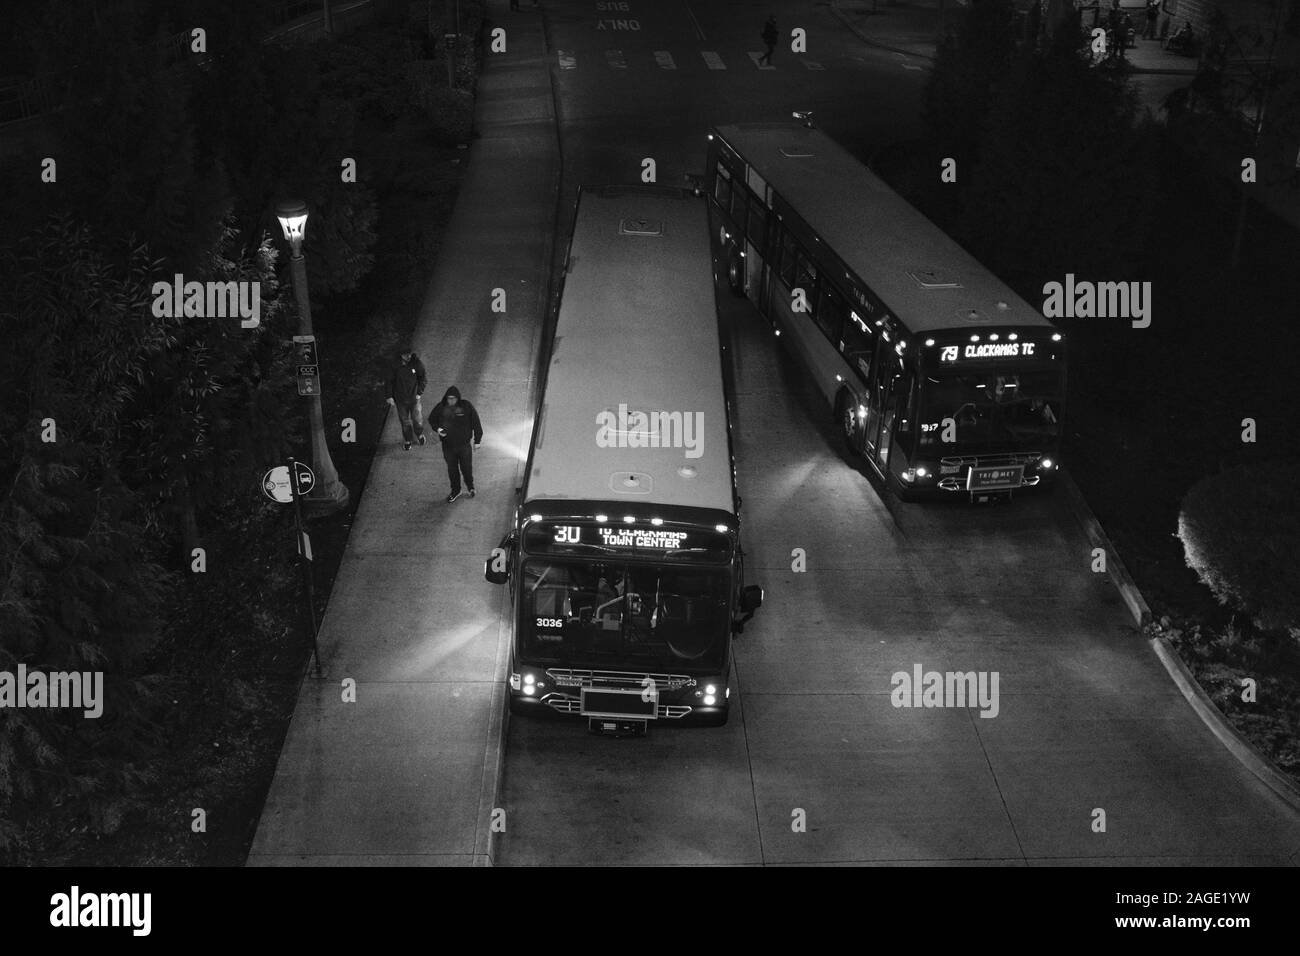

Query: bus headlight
1040,458,1055,470
523,684,535,696
703,695,716,706
901,468,916,483
706,684,717,695
857,405,867,419
915,466,928,478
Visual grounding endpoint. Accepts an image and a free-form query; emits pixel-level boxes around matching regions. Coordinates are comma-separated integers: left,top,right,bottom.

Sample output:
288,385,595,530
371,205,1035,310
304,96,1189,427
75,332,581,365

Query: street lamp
276,198,350,513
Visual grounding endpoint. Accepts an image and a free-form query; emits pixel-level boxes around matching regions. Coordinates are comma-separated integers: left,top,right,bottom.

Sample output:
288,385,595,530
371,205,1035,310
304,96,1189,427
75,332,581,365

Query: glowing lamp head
275,199,309,251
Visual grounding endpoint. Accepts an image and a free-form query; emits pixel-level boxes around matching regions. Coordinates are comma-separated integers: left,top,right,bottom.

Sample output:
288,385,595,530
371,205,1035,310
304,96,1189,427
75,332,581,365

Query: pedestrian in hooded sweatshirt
427,385,483,502
387,348,427,451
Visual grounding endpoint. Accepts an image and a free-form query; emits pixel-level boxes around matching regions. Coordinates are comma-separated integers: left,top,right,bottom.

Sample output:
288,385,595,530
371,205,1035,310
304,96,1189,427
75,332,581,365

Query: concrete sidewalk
247,2,556,866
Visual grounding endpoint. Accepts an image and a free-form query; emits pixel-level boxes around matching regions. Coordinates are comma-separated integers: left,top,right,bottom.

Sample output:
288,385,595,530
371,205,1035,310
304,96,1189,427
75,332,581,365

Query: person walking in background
759,14,777,66
427,385,483,502
1143,0,1160,39
387,348,427,451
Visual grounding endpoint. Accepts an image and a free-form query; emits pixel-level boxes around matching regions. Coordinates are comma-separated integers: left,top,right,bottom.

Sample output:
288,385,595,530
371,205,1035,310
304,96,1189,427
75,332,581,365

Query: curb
1059,470,1300,815
476,0,564,867
828,1,937,64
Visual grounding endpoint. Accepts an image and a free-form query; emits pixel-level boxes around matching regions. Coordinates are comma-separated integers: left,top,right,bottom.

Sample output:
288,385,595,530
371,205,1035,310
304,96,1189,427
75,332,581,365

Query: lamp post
276,198,350,514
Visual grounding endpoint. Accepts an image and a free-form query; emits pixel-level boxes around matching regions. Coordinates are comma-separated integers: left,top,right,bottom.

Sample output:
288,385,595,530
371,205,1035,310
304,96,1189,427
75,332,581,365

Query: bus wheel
838,394,862,456
726,249,745,297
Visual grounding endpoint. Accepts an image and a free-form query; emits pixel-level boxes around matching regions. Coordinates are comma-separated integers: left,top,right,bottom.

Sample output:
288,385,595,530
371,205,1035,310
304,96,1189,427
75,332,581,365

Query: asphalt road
496,0,1300,865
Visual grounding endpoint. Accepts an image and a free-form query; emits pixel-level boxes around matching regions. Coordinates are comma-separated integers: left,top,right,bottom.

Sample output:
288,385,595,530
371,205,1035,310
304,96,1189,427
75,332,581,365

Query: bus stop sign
262,463,316,503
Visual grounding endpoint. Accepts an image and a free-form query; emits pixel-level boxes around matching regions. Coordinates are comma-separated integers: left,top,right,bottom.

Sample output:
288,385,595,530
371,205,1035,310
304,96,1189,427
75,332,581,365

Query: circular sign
262,466,292,503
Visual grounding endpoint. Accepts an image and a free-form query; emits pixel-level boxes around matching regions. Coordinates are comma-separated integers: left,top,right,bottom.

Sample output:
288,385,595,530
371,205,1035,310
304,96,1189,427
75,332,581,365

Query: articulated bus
485,185,763,735
708,121,1066,502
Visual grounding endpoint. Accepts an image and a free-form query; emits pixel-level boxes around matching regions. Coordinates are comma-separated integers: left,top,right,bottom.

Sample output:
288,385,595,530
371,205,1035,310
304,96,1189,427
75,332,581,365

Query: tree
924,0,1019,163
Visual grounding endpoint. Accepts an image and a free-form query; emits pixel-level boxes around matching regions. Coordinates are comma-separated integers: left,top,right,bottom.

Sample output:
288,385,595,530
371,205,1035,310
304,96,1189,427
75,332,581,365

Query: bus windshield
918,369,1063,451
520,558,730,670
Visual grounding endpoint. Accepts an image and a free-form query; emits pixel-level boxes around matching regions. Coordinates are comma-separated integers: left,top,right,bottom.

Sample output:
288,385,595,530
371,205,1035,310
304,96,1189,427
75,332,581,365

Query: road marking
701,50,726,70
558,50,576,70
654,50,676,70
605,49,627,70
802,59,824,70
683,1,707,41
749,51,775,70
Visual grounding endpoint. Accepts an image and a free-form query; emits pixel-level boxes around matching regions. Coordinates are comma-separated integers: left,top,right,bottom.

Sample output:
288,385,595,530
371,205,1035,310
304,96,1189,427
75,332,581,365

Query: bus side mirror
733,584,763,633
484,532,515,585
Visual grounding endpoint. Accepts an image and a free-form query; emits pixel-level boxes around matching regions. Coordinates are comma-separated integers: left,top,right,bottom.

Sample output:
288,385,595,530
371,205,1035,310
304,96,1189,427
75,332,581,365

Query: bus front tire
837,394,862,457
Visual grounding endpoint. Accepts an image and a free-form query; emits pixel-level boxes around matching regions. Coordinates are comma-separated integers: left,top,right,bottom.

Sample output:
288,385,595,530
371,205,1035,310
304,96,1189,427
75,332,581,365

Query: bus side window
841,308,875,382
730,184,749,236
794,250,818,316
746,194,767,254
713,162,732,212
816,283,846,343
778,228,799,287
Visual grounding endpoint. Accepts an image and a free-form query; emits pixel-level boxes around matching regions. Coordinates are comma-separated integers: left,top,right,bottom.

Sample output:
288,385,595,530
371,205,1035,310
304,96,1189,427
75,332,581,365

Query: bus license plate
581,687,659,720
967,465,1024,492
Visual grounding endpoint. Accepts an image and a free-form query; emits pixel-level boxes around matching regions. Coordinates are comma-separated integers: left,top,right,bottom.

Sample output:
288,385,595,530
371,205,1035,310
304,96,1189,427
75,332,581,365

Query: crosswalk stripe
557,49,576,69
748,51,775,70
701,50,726,70
654,50,676,70
605,49,627,69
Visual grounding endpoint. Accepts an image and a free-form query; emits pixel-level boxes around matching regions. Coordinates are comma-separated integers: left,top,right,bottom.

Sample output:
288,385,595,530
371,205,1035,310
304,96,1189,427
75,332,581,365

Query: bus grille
546,668,697,692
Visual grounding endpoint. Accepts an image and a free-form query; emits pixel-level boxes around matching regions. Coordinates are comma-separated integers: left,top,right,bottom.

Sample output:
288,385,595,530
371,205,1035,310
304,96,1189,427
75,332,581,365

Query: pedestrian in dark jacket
387,349,427,451
427,385,483,502
759,15,777,66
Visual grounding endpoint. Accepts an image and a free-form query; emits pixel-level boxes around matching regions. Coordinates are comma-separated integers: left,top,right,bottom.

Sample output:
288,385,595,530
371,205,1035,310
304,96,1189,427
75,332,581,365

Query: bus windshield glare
919,370,1063,450
521,558,730,670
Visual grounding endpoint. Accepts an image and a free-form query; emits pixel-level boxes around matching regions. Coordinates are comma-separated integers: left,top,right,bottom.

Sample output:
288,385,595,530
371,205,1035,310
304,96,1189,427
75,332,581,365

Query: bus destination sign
524,522,730,561
939,342,1038,363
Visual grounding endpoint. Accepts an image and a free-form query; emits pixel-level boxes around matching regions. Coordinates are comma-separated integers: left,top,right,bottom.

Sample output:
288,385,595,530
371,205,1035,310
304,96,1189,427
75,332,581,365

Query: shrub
1178,464,1300,633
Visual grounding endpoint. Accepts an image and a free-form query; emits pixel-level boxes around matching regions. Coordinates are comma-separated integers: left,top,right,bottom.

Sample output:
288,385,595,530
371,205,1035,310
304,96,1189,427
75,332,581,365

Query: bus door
865,336,903,468
743,189,768,306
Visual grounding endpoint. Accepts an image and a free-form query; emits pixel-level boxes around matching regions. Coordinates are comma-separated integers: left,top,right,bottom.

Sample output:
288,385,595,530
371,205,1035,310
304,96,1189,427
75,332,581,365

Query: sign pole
287,455,322,676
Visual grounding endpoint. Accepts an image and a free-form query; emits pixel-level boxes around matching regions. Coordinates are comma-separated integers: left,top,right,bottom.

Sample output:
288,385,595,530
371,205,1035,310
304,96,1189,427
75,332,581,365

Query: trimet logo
595,403,704,459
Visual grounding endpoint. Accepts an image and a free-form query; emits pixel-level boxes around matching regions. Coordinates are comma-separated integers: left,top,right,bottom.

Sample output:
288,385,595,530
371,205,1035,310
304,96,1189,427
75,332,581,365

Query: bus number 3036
536,618,564,628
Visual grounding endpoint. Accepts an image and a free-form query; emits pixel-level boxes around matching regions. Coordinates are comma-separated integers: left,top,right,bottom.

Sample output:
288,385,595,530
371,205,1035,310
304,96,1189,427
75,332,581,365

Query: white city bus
485,185,762,734
709,121,1066,502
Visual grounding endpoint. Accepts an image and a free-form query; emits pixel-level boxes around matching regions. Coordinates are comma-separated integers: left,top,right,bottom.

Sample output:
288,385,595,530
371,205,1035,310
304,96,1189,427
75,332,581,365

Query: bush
403,61,473,143
1178,464,1300,633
